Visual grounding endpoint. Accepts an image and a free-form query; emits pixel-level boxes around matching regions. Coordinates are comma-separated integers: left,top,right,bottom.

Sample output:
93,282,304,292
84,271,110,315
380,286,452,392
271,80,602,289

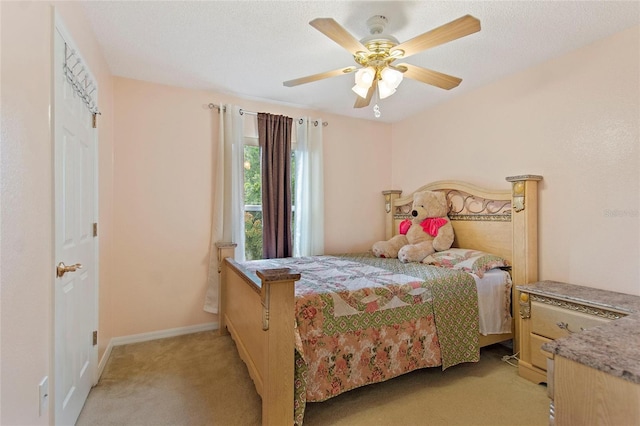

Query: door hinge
93,222,98,237
93,330,98,346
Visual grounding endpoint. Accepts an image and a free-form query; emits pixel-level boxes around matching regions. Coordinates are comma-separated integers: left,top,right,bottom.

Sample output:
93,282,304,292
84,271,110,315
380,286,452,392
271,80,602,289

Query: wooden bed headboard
382,175,541,286
382,175,543,348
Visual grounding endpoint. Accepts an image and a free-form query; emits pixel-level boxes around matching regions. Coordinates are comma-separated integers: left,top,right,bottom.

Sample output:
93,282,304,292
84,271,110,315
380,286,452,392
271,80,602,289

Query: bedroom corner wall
112,78,217,337
391,25,640,295
110,77,392,338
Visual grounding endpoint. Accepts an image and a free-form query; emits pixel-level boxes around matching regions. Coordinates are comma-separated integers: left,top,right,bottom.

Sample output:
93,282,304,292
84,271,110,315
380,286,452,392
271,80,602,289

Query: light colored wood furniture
218,175,542,426
520,281,640,424
517,283,627,384
548,356,640,425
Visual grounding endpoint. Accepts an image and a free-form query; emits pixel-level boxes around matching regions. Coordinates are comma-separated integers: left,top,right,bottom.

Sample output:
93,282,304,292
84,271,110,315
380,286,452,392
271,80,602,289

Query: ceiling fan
283,14,481,110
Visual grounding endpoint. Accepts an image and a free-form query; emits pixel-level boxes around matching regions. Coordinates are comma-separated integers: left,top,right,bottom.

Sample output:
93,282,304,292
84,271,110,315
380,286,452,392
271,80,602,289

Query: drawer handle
556,322,585,334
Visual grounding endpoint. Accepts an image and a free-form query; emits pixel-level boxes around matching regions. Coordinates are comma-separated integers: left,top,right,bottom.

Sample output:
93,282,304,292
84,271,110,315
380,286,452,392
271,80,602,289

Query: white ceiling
80,1,640,123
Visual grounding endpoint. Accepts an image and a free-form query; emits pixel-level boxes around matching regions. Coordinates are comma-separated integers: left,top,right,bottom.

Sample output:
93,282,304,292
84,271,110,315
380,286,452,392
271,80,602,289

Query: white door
53,24,98,426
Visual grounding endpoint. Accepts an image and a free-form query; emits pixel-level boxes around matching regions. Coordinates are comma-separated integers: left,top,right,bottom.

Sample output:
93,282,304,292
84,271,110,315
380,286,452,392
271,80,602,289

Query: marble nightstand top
517,280,640,385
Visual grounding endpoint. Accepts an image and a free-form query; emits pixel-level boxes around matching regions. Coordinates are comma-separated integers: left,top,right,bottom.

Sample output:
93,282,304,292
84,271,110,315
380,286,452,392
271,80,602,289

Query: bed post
216,242,237,336
382,190,402,239
256,268,301,426
505,175,542,353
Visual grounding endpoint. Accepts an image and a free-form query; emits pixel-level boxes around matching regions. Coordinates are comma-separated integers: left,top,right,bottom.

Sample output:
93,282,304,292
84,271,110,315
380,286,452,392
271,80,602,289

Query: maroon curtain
258,113,293,259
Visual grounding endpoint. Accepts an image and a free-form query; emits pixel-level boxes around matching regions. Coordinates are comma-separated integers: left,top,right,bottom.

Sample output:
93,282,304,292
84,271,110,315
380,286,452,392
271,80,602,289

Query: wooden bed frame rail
217,175,542,426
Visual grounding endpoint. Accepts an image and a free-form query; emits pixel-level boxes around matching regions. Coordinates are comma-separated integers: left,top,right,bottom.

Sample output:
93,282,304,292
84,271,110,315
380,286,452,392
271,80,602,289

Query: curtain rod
208,103,328,127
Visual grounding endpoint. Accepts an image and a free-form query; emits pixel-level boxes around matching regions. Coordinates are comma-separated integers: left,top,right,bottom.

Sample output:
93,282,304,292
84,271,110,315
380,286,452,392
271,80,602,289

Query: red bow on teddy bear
399,217,448,237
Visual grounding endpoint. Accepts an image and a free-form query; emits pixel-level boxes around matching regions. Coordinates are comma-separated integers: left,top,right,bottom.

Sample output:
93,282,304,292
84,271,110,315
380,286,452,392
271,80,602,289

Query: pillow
422,248,510,278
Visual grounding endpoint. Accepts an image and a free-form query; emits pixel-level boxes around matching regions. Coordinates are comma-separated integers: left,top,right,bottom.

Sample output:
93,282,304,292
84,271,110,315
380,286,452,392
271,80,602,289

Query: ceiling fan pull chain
373,82,381,118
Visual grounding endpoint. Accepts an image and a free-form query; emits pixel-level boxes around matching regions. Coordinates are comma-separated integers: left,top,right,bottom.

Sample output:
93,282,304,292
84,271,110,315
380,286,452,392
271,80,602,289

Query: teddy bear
372,190,455,263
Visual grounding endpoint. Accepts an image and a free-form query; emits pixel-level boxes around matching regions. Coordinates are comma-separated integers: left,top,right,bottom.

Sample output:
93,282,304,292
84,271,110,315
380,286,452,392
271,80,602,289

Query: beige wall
111,78,217,336
391,25,640,295
0,1,114,424
110,77,392,337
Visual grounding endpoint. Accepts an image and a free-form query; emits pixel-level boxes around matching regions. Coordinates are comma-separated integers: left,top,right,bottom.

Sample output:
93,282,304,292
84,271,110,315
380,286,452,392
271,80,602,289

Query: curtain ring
313,120,319,127
298,118,304,125
239,109,245,115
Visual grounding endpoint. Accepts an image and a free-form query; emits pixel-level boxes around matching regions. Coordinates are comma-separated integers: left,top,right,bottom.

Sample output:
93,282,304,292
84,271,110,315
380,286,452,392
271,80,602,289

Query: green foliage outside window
244,146,262,206
244,210,263,260
244,146,262,260
243,144,296,260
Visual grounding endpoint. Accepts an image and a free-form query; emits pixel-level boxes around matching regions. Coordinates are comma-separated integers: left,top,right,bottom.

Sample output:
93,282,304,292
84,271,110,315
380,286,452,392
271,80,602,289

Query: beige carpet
77,331,549,425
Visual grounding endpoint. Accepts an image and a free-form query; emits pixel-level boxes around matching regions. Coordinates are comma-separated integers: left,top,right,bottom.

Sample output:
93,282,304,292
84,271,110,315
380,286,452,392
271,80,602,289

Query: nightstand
516,281,629,384
519,282,640,425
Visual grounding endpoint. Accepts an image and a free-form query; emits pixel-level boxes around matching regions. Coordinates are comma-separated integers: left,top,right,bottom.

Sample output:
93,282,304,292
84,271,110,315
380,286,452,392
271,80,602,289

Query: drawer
531,301,611,339
530,332,552,371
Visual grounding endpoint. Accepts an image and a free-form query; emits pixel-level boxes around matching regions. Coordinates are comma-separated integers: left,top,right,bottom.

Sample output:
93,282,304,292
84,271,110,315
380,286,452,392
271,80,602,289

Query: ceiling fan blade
397,63,462,90
391,15,480,59
310,18,369,55
283,66,356,87
354,80,377,108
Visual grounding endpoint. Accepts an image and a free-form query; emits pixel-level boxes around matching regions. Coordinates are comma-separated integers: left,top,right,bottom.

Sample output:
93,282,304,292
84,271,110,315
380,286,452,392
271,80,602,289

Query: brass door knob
56,262,83,278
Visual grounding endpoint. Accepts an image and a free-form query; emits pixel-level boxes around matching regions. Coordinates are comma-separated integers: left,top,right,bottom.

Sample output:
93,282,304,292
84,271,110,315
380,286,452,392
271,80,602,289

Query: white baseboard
97,341,114,379
111,322,219,346
97,322,219,378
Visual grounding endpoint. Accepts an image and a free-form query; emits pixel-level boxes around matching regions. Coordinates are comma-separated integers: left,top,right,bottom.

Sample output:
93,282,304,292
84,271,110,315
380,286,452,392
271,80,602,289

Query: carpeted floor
77,331,550,425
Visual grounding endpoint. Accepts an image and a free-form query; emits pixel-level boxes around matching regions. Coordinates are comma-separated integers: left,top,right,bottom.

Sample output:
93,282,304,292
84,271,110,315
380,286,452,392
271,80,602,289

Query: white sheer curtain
204,104,245,313
293,117,324,257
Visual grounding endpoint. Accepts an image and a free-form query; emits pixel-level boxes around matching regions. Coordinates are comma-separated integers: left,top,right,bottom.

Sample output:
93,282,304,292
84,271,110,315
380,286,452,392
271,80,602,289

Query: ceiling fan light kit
352,83,370,98
355,67,375,86
351,66,375,97
352,66,402,100
381,67,403,89
284,14,481,117
377,81,395,100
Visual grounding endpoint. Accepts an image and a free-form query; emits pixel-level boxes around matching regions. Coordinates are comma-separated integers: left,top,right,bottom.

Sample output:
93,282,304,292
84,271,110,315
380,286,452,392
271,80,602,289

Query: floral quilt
239,253,479,425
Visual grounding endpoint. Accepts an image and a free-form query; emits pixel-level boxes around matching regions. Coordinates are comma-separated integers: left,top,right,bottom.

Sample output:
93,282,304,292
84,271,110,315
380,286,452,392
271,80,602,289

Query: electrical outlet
39,376,49,416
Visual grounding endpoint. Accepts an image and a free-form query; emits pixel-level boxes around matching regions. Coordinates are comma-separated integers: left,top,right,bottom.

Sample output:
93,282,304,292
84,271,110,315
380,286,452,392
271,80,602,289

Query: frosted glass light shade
378,80,396,99
352,84,370,98
381,67,403,89
355,67,375,87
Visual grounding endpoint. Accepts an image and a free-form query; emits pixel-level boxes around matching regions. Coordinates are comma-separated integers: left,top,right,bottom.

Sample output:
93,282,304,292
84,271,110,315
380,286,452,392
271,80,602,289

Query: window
243,141,296,260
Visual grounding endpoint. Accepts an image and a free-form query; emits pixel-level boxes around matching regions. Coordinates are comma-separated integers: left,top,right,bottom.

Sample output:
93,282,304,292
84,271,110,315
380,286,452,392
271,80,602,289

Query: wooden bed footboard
217,243,300,426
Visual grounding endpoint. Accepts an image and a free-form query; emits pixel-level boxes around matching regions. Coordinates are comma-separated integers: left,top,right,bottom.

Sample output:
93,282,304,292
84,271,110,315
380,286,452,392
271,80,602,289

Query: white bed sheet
473,269,513,335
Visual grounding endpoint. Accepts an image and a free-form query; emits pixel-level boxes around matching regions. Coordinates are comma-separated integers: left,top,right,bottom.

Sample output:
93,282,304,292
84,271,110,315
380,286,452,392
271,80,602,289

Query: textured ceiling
81,1,640,123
